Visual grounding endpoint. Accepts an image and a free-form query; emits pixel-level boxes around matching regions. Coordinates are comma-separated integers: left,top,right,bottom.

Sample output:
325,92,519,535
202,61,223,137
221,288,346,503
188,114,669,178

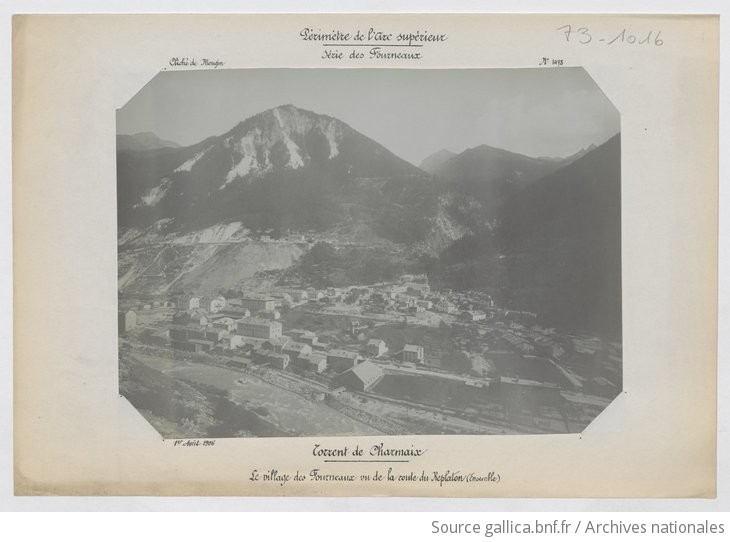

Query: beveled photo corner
116,67,621,439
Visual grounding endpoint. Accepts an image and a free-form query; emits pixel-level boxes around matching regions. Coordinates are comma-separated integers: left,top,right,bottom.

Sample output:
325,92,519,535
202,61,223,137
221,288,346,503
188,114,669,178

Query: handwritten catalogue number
557,25,664,47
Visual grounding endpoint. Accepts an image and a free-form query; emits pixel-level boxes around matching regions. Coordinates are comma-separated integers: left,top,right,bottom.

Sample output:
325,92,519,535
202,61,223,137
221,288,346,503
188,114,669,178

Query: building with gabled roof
237,316,282,339
327,349,362,373
211,316,237,332
283,341,312,360
365,338,388,357
289,328,318,345
333,361,384,392
171,338,214,353
402,344,424,363
220,334,244,350
263,336,291,353
252,348,290,370
294,352,328,373
240,294,276,313
188,308,209,326
221,307,251,320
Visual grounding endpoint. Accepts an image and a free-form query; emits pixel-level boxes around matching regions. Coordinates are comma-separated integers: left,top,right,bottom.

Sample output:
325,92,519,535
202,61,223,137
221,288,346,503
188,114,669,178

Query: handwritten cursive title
299,27,448,62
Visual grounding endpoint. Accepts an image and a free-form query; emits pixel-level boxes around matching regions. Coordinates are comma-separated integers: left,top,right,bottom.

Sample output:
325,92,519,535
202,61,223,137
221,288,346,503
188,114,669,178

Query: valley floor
118,285,619,438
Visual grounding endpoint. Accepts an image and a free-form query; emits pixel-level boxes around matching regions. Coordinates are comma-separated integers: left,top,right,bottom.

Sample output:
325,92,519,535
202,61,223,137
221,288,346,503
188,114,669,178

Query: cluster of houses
330,275,500,323
122,274,509,393
365,281,442,315
156,286,433,392
127,272,505,333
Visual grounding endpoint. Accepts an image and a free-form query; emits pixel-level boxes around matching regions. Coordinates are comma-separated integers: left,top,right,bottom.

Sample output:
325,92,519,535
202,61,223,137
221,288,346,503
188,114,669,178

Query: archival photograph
117,68,621,438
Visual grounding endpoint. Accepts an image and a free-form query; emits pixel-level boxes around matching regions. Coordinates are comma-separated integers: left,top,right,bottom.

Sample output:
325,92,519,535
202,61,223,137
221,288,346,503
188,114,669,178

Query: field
488,351,567,385
373,373,492,410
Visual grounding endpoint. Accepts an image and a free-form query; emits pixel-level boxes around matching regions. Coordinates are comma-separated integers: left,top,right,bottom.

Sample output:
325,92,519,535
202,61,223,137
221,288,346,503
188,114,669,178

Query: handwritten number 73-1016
556,25,663,47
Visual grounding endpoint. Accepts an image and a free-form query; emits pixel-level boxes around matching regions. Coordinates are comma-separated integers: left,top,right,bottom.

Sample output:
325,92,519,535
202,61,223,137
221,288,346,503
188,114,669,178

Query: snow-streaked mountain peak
217,104,347,188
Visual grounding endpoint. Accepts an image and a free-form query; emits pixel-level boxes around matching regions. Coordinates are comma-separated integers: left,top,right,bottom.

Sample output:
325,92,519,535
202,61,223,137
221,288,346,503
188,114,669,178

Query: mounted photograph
116,67,621,439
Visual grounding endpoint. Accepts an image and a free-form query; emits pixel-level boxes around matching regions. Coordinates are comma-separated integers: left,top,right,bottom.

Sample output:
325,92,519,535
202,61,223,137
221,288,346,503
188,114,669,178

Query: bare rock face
117,104,426,237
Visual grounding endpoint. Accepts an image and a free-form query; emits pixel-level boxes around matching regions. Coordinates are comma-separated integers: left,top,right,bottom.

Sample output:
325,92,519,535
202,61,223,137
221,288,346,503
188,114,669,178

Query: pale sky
117,68,619,165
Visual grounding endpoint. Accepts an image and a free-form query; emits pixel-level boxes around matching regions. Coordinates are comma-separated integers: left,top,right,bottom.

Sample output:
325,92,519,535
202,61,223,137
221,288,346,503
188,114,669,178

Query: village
118,274,622,436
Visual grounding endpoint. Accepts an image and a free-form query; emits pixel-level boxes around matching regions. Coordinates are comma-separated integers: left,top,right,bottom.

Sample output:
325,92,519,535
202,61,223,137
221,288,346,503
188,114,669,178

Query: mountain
117,132,181,152
117,104,434,239
498,135,620,255
419,149,456,174
433,144,563,184
428,144,567,219
539,143,598,164
428,134,621,338
497,134,621,337
117,104,622,337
